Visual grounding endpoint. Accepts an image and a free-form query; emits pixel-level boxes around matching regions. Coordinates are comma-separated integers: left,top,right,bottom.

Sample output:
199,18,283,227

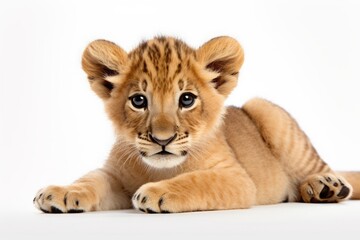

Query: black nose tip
149,134,177,146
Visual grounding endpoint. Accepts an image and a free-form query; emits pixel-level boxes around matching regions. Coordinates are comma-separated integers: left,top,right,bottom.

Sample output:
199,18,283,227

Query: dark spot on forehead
175,63,182,76
152,44,161,59
146,44,161,68
175,40,182,61
142,61,148,73
138,41,148,55
128,81,142,92
164,42,172,64
141,80,147,92
157,36,167,43
178,79,184,90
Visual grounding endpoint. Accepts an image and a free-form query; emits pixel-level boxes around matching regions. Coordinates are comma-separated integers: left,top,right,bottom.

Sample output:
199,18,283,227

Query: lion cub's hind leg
242,98,352,204
300,173,352,203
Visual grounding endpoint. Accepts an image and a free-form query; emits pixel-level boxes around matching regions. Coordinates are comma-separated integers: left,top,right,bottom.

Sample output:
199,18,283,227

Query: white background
1,0,360,238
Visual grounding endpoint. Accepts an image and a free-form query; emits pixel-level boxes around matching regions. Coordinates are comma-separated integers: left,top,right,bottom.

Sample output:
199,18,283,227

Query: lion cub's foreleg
132,167,256,213
33,169,131,213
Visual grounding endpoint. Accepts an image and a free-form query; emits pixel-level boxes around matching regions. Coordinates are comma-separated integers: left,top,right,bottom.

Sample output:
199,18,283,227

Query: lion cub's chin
142,154,187,169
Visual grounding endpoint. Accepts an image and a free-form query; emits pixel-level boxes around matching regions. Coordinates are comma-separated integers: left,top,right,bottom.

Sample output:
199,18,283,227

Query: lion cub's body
34,36,359,214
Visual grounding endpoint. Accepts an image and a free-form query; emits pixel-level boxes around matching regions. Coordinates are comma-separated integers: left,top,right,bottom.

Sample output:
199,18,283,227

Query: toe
337,186,350,199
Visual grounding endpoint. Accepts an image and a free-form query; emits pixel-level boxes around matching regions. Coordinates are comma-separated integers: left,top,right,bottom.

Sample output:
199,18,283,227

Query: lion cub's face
82,36,244,169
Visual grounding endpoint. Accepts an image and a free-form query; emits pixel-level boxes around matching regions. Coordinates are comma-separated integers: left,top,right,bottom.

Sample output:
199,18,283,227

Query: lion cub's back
224,106,294,204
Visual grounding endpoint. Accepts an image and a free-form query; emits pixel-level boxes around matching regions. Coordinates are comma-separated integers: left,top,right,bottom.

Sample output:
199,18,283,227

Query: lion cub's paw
300,174,352,203
33,185,98,213
132,182,186,213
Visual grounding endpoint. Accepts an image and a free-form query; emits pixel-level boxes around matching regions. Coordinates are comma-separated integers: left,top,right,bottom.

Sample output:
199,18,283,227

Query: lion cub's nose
149,134,177,147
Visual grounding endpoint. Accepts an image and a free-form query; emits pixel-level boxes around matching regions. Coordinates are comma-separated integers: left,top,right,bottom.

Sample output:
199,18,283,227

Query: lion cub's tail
337,171,360,199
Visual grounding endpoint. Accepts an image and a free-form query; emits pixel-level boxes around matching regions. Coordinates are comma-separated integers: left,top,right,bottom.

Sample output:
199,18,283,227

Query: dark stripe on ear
206,59,229,73
211,76,226,89
103,80,114,91
102,66,119,77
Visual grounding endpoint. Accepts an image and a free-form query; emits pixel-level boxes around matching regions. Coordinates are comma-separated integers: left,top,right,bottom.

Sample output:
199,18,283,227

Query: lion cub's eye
130,94,147,109
179,92,197,108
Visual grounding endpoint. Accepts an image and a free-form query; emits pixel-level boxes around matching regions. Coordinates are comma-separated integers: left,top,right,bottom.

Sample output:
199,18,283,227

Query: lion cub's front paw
33,185,99,213
132,182,187,214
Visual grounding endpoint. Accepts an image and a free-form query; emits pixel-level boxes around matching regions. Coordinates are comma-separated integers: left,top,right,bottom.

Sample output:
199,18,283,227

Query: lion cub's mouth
157,150,173,156
141,150,188,169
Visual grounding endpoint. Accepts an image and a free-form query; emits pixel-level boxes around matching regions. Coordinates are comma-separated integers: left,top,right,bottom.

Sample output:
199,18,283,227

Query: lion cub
34,36,359,213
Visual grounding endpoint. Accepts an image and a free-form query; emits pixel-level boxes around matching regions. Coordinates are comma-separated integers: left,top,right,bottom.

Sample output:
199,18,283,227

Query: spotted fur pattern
34,36,360,213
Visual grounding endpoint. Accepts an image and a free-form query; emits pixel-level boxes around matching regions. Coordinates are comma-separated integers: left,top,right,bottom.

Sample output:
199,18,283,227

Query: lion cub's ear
82,40,128,99
196,36,244,97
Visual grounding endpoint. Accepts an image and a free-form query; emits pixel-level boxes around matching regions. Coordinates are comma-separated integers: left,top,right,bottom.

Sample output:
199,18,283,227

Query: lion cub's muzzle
138,131,189,169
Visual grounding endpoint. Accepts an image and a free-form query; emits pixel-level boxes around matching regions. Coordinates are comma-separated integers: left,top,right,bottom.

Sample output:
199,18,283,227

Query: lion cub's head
82,36,244,169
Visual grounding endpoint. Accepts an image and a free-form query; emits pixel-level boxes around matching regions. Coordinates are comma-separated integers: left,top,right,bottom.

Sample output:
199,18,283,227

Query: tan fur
34,36,360,213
